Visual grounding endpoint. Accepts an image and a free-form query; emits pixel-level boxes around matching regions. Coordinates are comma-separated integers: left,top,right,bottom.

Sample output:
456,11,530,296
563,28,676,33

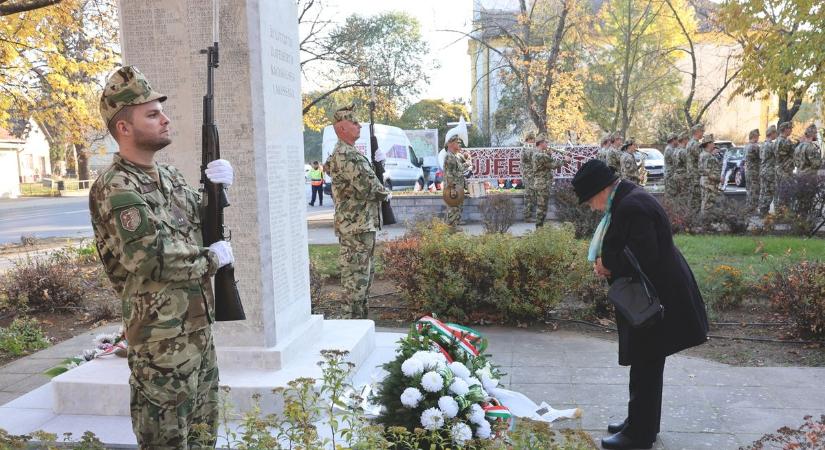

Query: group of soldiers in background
595,132,647,186
659,124,724,217
520,132,561,227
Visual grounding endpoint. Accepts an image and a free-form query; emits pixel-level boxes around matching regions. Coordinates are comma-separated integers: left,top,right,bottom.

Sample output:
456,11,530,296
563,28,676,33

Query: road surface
0,197,93,244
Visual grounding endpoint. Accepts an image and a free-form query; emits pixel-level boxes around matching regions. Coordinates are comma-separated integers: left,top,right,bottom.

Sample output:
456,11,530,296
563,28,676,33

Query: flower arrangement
373,316,510,446
44,329,126,377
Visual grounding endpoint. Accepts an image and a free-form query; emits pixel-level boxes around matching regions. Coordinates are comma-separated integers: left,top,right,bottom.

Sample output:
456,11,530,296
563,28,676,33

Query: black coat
601,181,709,366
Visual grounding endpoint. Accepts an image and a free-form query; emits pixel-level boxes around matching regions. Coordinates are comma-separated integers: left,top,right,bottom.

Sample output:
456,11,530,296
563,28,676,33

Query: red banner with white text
465,146,599,180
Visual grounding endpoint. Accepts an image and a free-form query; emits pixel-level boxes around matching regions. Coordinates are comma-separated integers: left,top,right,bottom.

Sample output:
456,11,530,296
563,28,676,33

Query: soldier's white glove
374,148,387,163
386,192,393,201
205,159,233,187
208,241,234,268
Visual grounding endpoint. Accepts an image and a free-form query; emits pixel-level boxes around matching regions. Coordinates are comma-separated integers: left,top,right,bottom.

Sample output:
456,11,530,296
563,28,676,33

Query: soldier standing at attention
671,131,689,201
596,133,611,162
774,121,795,210
663,134,677,201
685,124,705,212
532,133,561,227
744,129,761,212
444,134,471,227
698,134,722,218
758,125,778,216
521,131,537,222
606,133,623,173
619,138,644,184
90,66,235,449
325,104,391,319
794,124,821,176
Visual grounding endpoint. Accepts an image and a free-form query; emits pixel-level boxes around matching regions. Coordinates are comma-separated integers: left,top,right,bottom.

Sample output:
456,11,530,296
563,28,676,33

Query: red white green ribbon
416,315,485,357
483,399,513,422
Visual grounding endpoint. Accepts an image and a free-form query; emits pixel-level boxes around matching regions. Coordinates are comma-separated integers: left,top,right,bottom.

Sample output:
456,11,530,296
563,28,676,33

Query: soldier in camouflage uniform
619,138,644,184
743,129,761,212
685,124,705,212
443,134,471,227
774,121,795,210
606,133,623,173
325,105,391,319
521,131,537,222
671,131,689,200
90,66,236,449
532,133,561,227
595,133,611,162
698,134,722,218
794,124,821,176
758,125,778,215
663,134,678,201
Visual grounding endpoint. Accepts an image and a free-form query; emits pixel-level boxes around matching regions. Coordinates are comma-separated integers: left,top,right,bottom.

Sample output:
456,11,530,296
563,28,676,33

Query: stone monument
47,0,375,416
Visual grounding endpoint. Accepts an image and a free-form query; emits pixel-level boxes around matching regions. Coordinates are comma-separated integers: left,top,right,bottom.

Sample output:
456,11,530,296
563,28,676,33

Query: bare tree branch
0,0,61,15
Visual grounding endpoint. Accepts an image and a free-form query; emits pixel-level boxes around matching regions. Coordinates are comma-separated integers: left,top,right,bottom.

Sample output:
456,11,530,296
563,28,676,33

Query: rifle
368,80,396,226
200,37,245,321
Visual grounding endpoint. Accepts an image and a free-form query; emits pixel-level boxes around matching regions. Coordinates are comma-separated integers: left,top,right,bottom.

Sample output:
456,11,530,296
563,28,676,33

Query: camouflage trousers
128,328,219,450
339,231,376,319
447,204,464,227
758,170,775,215
775,172,794,211
535,185,550,227
523,177,535,220
689,177,702,213
745,169,760,211
664,175,678,202
700,179,722,217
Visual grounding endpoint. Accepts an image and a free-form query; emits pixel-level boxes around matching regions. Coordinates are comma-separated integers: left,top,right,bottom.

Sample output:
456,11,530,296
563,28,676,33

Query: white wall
0,149,21,198
18,119,51,181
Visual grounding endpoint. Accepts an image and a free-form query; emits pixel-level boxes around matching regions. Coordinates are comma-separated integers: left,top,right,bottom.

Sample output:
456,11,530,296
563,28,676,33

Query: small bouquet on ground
44,329,127,378
373,316,511,446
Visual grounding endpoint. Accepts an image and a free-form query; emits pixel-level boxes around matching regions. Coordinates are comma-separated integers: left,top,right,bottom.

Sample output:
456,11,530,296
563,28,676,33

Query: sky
304,0,474,103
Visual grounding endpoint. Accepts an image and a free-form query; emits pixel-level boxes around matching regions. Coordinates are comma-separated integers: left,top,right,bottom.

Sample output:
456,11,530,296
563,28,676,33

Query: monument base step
51,320,376,416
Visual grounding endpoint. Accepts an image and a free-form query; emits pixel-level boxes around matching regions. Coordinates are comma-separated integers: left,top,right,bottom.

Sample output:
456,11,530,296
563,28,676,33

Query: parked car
721,146,746,187
635,148,664,184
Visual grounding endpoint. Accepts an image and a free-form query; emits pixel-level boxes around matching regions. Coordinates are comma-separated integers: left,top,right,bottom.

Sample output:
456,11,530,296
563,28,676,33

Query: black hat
572,159,619,204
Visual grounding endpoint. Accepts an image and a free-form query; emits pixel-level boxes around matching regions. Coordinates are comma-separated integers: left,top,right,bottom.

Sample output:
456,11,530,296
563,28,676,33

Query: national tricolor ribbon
416,315,486,357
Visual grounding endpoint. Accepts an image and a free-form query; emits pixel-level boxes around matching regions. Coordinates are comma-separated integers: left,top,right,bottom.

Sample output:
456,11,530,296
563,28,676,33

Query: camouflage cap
766,124,777,135
690,123,705,133
804,123,817,137
100,66,166,126
600,133,612,145
666,133,677,142
622,137,636,149
748,128,760,139
778,121,792,132
700,134,715,146
522,131,536,142
678,131,689,140
535,133,548,144
333,103,358,123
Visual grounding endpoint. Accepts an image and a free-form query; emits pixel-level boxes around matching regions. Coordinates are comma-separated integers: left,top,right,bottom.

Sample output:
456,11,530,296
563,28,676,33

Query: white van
321,124,424,189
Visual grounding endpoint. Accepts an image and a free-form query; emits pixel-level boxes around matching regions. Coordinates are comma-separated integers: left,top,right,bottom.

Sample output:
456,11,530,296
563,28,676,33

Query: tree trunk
76,144,90,181
777,90,802,123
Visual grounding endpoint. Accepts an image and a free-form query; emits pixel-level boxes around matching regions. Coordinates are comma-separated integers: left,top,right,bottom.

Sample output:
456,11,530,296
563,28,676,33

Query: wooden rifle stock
367,100,395,226
201,42,245,321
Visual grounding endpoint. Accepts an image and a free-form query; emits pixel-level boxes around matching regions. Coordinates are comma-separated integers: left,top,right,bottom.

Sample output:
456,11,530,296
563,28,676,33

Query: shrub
553,181,601,239
0,317,50,356
760,261,825,339
661,198,702,235
777,173,825,235
479,195,515,234
309,258,326,305
382,224,592,323
742,415,825,450
0,252,85,313
707,199,752,235
703,264,748,311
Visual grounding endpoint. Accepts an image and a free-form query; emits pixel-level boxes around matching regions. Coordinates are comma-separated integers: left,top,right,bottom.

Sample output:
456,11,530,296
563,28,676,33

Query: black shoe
308,203,314,206
607,419,627,434
600,432,653,450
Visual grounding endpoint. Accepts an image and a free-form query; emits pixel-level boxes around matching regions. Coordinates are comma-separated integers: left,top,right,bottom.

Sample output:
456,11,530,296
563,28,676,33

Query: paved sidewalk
1,325,824,448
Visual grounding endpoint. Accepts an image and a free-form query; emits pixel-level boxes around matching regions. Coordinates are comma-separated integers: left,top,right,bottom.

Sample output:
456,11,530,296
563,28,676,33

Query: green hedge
382,221,596,323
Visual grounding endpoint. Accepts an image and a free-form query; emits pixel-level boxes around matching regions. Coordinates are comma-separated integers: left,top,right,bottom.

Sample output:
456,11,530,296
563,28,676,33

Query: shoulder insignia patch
120,207,142,232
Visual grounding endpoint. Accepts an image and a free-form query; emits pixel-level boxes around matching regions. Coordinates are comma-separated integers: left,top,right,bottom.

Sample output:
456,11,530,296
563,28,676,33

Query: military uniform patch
120,207,142,232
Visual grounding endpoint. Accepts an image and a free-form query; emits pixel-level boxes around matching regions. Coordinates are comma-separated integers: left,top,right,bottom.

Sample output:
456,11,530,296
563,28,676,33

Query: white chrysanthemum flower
400,387,423,408
448,361,471,380
65,361,79,370
420,407,445,431
475,364,493,379
438,395,459,418
93,333,116,347
467,376,482,387
413,350,447,370
450,422,473,446
81,349,97,361
401,358,424,377
449,378,470,396
468,403,486,425
421,370,444,393
475,419,492,439
481,373,499,391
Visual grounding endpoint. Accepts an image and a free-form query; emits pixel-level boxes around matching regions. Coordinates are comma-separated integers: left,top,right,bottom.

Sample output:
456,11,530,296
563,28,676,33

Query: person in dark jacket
572,159,709,450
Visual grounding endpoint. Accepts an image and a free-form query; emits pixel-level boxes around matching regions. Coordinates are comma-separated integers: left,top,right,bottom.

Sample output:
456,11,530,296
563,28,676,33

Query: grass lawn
674,234,825,286
308,243,385,278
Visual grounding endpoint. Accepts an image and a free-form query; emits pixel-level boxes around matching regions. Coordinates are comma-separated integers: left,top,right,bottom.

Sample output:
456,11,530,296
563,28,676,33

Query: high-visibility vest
309,168,323,186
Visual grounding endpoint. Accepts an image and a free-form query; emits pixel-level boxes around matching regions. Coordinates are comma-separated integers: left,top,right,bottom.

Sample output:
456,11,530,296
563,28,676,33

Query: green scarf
587,180,621,262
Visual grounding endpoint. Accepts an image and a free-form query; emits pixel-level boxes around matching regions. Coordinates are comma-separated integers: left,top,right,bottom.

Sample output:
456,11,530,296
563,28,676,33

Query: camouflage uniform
532,146,560,227
744,138,761,211
606,145,622,173
521,145,536,220
91,66,221,449
595,145,608,162
326,114,390,318
619,150,642,184
698,138,722,217
671,142,688,200
663,138,677,200
794,125,822,176
685,134,703,212
758,132,777,215
444,150,470,226
774,123,796,209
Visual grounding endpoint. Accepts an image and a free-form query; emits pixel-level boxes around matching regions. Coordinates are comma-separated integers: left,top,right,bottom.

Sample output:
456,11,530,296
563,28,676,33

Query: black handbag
607,247,664,328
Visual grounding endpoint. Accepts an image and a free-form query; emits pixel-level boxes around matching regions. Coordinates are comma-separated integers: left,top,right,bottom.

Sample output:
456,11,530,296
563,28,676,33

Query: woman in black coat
572,160,709,450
